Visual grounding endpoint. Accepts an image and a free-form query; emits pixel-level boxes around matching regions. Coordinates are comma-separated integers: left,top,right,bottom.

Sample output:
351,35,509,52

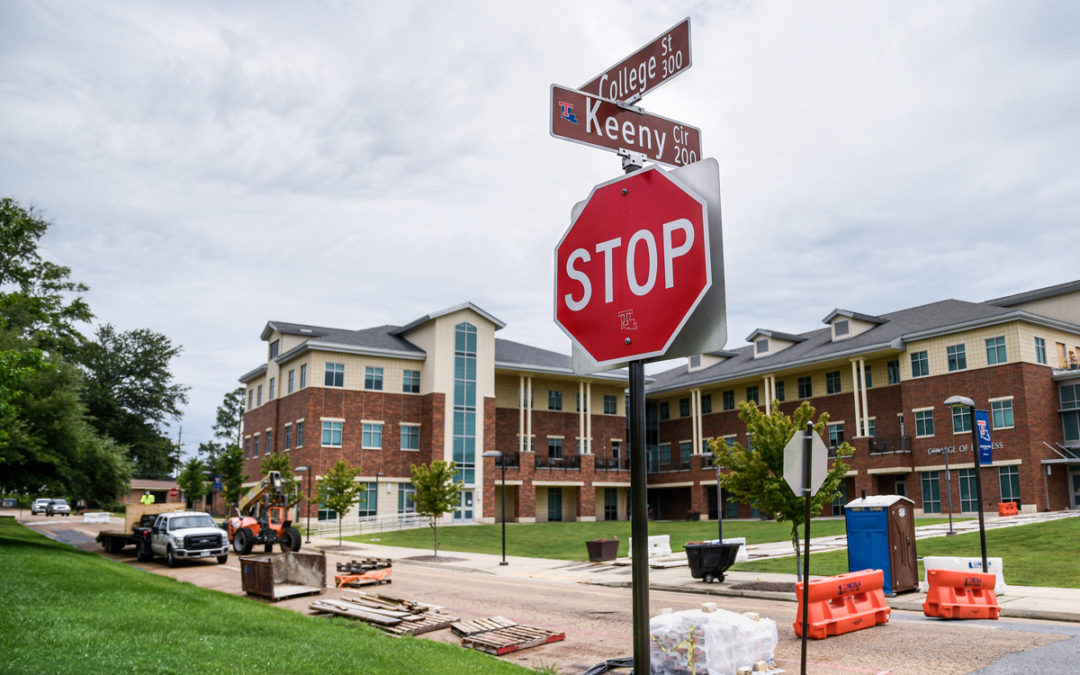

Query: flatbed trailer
96,503,185,558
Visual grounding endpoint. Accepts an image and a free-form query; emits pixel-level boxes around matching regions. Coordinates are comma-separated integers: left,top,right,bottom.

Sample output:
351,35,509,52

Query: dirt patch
729,581,796,593
315,545,366,552
402,555,466,563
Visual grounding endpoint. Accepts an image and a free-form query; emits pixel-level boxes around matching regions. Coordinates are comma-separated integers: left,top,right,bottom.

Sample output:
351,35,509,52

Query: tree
214,387,245,448
317,459,363,546
410,460,462,558
709,400,853,579
81,323,189,477
177,457,209,509
216,445,248,510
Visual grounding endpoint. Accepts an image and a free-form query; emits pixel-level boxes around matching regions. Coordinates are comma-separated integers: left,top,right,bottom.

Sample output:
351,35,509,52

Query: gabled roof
987,279,1080,307
745,328,807,343
495,338,628,382
260,321,345,341
821,309,887,325
392,302,505,336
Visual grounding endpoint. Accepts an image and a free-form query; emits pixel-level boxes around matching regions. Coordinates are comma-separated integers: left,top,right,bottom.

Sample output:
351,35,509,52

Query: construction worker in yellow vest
140,491,155,505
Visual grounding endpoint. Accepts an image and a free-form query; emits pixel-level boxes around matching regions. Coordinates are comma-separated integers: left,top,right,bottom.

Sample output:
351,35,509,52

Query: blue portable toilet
845,495,918,595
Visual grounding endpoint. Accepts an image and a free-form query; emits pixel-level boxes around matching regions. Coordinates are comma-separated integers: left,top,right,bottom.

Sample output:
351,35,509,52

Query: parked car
31,498,52,515
46,499,72,516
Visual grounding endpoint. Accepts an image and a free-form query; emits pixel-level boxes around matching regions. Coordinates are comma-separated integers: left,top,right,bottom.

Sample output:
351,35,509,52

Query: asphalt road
24,515,1080,674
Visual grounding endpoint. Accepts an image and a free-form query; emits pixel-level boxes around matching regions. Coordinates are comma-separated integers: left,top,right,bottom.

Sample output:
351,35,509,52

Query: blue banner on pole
974,409,992,465
213,475,223,492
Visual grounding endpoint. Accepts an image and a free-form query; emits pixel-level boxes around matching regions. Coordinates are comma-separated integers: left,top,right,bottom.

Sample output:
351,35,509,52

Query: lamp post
942,445,956,536
294,466,312,544
482,450,508,565
375,471,384,531
945,395,988,572
701,452,723,542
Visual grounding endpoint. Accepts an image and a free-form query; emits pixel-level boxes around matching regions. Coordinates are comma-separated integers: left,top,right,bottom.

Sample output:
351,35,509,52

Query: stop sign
168,488,179,498
555,167,711,365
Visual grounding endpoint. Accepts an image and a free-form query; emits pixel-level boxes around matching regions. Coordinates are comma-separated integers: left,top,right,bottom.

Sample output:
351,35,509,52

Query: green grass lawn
731,517,1080,588
349,517,966,561
0,517,527,674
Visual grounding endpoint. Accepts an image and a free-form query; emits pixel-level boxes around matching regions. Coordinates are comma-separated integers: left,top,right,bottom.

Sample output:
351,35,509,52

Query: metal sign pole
800,421,813,675
629,360,650,671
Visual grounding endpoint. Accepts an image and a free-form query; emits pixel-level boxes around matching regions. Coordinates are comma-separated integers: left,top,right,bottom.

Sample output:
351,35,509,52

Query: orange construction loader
227,471,303,555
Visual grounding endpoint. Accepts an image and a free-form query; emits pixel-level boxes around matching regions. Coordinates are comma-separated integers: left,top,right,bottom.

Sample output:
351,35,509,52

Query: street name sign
551,85,702,168
554,166,711,366
783,429,828,496
579,17,691,103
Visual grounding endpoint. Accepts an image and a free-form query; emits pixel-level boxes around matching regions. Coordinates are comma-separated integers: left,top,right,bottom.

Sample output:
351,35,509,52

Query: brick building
238,281,1080,529
645,279,1080,519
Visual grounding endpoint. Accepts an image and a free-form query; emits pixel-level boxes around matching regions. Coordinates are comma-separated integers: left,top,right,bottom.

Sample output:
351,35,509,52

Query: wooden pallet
309,592,456,636
460,622,566,656
451,616,517,637
336,558,393,575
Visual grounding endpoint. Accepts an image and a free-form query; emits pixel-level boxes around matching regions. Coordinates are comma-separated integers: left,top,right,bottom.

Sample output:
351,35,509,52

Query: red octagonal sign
555,166,711,366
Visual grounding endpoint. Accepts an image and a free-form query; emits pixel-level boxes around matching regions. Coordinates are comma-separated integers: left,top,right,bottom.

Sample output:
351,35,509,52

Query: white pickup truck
147,511,229,567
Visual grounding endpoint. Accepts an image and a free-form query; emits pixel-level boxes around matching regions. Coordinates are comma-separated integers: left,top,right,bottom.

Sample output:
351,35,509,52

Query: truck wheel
167,547,178,568
234,527,255,555
216,554,228,565
281,526,302,552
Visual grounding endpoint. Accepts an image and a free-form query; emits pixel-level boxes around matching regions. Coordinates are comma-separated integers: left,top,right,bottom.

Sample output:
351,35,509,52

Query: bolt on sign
579,17,692,103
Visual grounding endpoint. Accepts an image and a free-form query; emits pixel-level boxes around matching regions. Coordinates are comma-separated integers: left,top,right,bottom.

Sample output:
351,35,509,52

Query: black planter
586,539,619,562
685,542,741,583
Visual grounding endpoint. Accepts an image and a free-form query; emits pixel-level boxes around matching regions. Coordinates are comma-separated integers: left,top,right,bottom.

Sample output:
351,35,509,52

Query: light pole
701,452,723,542
294,465,312,544
942,445,956,536
482,450,508,565
375,471,384,531
945,395,988,572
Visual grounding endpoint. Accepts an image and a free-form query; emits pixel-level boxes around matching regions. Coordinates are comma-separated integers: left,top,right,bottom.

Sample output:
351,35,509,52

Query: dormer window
689,354,701,368
834,320,849,337
269,340,279,358
756,338,769,354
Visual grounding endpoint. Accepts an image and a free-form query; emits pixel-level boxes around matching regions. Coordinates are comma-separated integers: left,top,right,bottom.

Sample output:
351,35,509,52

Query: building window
269,377,275,401
321,421,343,447
403,369,421,393
548,437,563,459
296,421,304,447
269,340,279,358
991,399,1014,429
755,338,769,354
317,505,337,521
252,434,259,458
300,364,307,388
797,376,812,398
826,371,841,394
921,472,941,514
914,409,935,437
401,424,420,450
887,360,900,384
287,369,294,394
284,425,291,449
1061,383,1080,443
659,443,671,465
746,386,759,404
364,367,383,391
453,323,477,486
866,418,876,438
548,390,563,411
256,385,262,406
324,362,344,387
986,336,1007,365
603,395,617,415
834,319,849,337
356,483,377,518
604,488,618,521
722,390,734,411
701,394,712,414
659,401,670,420
947,344,967,372
576,392,587,412
952,406,971,433
362,422,383,449
862,365,872,389
827,422,844,448
265,431,272,455
1035,337,1047,365
775,381,786,402
679,398,690,417
910,351,929,378
243,437,250,459
398,484,416,515
248,389,253,409
547,488,563,522
999,466,1020,503
689,354,701,369
959,469,977,512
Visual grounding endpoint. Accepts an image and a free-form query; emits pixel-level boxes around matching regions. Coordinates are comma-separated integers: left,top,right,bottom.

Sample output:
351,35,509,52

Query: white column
586,382,592,454
691,389,700,454
859,357,870,437
519,375,526,453
851,360,863,437
578,381,585,455
526,376,533,451
764,376,773,415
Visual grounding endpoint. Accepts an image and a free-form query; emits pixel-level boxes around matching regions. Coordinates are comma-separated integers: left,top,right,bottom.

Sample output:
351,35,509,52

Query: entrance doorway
1071,467,1080,509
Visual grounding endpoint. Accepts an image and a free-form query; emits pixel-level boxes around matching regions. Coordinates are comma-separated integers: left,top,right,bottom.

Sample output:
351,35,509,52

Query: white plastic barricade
922,556,1007,595
628,534,672,557
83,512,111,523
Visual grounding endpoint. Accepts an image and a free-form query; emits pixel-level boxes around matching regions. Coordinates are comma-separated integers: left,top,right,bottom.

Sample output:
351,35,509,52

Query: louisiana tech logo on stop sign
555,167,711,366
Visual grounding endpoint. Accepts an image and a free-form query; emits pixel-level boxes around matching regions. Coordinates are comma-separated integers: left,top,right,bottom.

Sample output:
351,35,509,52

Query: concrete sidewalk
310,510,1080,624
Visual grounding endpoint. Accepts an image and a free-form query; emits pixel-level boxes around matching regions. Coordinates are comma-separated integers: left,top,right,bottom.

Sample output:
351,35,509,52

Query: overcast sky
3,1,1078,463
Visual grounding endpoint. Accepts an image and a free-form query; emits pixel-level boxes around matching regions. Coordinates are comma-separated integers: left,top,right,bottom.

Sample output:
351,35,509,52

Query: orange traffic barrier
793,569,891,639
997,501,1018,516
334,567,392,588
923,568,1000,619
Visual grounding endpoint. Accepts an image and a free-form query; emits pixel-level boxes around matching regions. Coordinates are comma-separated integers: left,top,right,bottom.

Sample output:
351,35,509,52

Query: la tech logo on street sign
554,167,711,366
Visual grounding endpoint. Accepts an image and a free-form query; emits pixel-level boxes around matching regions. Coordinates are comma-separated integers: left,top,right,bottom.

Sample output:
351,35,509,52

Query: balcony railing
647,458,692,474
535,453,581,470
595,455,630,471
869,435,913,454
490,451,520,469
